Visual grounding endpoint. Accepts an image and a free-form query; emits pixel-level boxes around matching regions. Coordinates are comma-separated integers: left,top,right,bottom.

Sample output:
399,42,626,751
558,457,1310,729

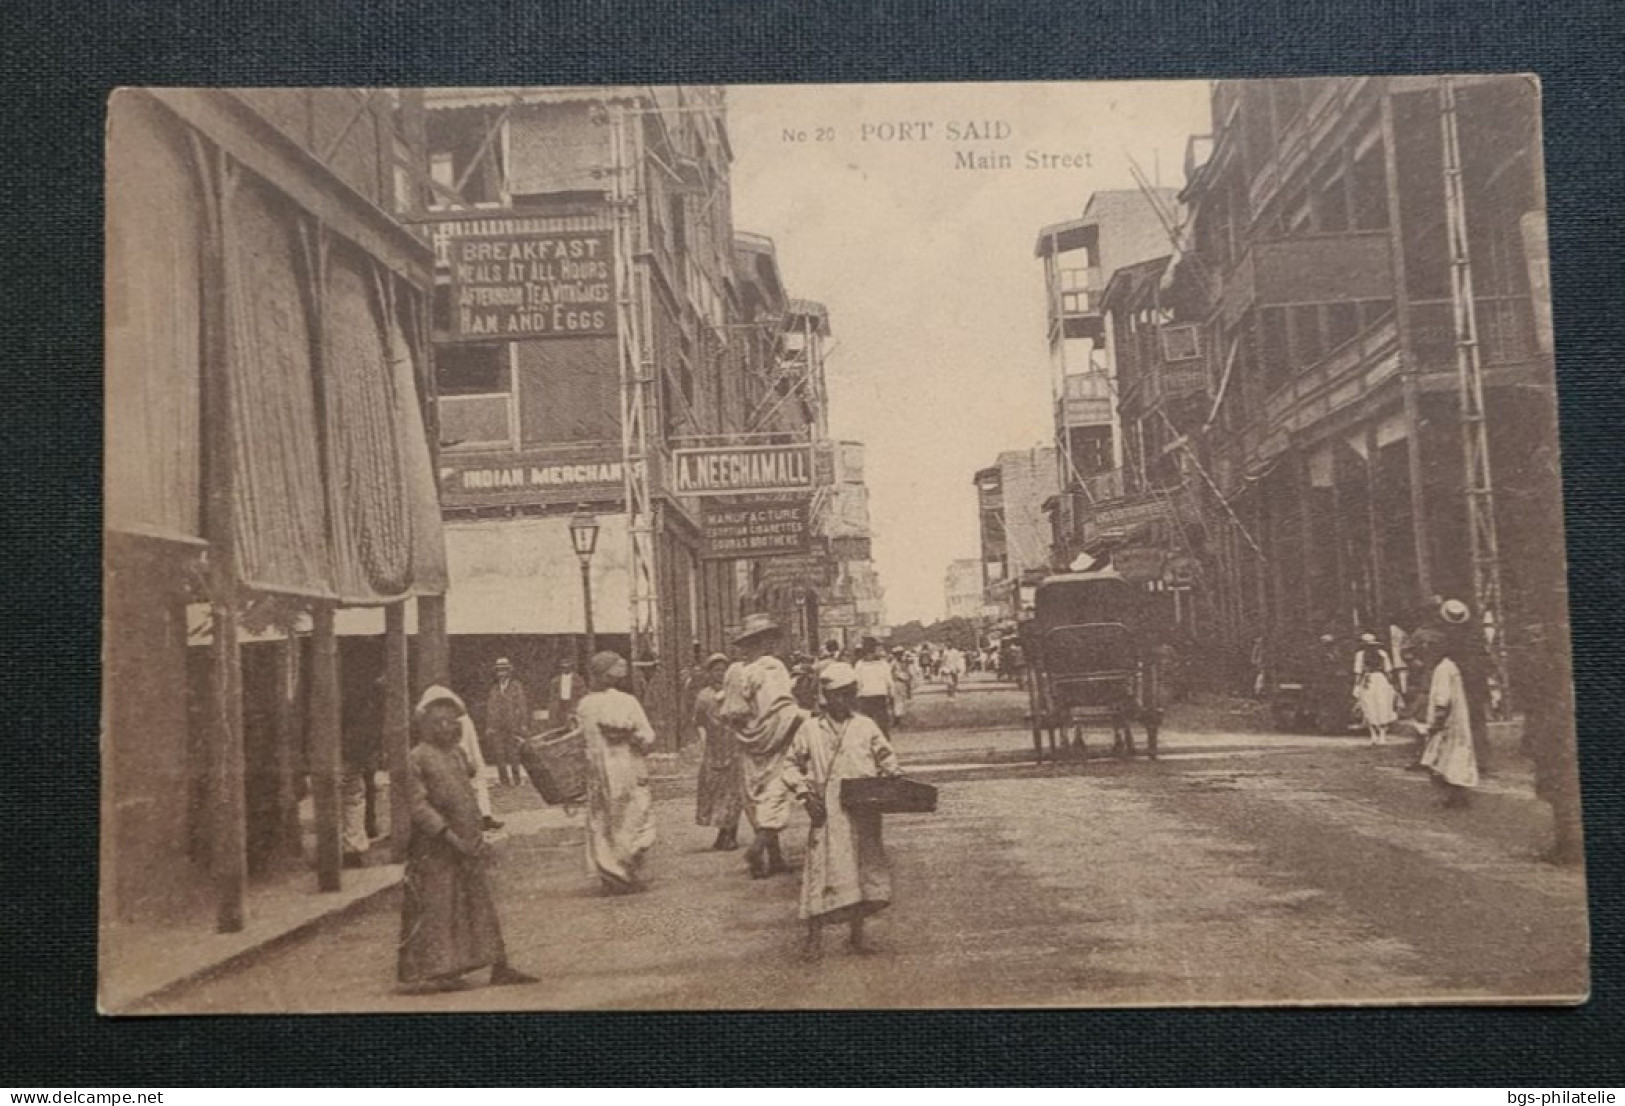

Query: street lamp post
569,506,601,660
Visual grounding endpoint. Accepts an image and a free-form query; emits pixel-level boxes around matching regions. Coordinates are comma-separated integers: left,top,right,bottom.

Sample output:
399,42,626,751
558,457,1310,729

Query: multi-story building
944,558,985,621
103,89,447,994
1035,189,1180,559
418,88,880,727
1090,77,1561,683
419,86,756,740
974,446,1059,618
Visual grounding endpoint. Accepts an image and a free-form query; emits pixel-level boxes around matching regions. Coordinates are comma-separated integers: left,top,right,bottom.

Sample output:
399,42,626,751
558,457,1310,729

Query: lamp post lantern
569,505,601,659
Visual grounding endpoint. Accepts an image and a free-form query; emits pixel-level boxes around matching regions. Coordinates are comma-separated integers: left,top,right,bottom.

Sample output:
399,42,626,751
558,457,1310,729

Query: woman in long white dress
1352,632,1398,745
1413,630,1478,807
576,651,658,893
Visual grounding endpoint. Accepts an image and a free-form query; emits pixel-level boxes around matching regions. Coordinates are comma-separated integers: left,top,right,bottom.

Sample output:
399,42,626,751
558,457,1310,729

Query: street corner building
102,88,453,1010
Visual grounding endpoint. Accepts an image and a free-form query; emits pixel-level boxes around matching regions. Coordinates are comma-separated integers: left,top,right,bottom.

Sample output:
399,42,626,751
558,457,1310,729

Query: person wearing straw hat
784,661,902,959
575,651,659,894
692,651,743,850
397,686,536,993
1352,631,1398,746
1437,597,1494,775
721,613,805,879
1410,629,1479,808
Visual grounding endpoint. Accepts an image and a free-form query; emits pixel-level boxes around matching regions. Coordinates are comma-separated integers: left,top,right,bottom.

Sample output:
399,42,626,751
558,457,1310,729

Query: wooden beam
310,603,343,892
273,634,304,861
416,594,449,691
383,602,412,863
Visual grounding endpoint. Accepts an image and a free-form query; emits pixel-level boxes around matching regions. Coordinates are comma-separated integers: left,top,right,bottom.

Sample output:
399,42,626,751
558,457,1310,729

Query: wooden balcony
1216,231,1395,330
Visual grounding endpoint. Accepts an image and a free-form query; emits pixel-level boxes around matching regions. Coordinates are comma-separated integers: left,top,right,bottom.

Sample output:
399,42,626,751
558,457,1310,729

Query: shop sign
671,445,814,497
700,498,812,560
820,603,858,629
443,228,614,341
755,554,833,590
439,447,640,509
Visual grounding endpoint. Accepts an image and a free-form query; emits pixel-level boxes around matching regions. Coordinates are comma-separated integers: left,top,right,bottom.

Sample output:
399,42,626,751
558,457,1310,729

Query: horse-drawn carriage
1022,566,1165,762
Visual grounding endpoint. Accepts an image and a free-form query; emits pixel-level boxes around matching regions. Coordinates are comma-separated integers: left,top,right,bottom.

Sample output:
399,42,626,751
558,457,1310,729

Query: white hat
494,656,513,669
1440,599,1471,625
818,661,858,691
414,684,466,720
1360,632,1379,645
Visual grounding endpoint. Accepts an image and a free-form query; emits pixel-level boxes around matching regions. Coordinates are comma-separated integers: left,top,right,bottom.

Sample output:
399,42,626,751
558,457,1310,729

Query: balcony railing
1409,294,1538,373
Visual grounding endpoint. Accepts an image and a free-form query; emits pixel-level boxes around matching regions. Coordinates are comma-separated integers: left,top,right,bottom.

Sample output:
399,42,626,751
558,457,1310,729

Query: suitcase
839,776,938,815
519,725,588,806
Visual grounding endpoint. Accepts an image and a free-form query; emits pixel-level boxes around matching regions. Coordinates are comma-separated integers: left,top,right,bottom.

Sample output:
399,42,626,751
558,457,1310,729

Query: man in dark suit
482,657,531,788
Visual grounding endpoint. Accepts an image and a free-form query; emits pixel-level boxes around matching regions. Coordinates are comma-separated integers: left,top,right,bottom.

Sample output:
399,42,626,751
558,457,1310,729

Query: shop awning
441,515,631,636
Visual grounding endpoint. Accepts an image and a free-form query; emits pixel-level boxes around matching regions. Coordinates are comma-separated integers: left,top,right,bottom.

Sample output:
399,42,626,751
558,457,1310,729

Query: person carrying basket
784,661,902,960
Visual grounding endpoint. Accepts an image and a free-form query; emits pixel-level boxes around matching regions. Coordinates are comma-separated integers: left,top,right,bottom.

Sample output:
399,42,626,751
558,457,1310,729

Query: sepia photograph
100,76,1587,1014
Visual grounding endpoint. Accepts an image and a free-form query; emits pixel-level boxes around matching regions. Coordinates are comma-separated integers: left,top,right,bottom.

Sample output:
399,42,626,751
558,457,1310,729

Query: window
436,343,509,395
1289,303,1324,368
435,343,512,449
1311,162,1349,233
1261,307,1291,391
1326,301,1360,350
1350,140,1389,231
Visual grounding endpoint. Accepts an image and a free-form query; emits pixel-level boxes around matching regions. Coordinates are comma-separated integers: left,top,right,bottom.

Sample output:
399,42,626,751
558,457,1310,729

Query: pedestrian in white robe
576,651,658,893
1352,632,1398,745
1414,631,1478,806
784,662,901,959
721,614,804,879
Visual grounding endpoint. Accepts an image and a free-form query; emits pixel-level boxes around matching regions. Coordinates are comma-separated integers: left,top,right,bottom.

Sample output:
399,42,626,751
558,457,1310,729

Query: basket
839,776,938,815
519,725,588,806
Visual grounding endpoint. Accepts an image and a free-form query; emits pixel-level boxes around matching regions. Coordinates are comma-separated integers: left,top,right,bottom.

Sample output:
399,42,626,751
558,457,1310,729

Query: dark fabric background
2,0,1620,1086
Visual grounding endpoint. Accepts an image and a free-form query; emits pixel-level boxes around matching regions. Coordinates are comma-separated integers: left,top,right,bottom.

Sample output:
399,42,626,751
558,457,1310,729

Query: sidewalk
102,771,584,1014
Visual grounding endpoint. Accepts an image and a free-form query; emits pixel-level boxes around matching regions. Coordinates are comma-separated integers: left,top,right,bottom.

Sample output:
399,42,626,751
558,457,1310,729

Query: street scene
101,76,1586,1012
136,674,1586,1012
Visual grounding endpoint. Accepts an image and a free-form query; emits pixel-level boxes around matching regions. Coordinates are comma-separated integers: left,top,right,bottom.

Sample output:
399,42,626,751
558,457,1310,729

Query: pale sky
726,81,1212,625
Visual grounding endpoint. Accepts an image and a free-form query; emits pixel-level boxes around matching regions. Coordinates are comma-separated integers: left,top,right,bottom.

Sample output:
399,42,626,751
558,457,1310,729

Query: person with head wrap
396,686,536,993
692,651,743,850
784,661,902,959
721,614,806,879
575,651,658,893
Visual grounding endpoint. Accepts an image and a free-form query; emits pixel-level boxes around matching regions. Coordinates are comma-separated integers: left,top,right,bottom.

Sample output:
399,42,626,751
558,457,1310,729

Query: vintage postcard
102,77,1586,1013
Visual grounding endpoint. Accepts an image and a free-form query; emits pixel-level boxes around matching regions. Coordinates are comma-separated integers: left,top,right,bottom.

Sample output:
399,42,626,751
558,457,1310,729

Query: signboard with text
444,228,614,341
671,445,815,497
755,554,834,590
819,603,858,629
700,498,812,560
439,447,641,509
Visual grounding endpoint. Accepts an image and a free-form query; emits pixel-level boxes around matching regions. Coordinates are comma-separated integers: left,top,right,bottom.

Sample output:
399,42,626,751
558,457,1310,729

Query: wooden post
1365,424,1385,623
197,142,247,934
1296,450,1317,625
383,601,412,863
208,599,247,932
1328,451,1349,627
310,603,343,892
1382,87,1434,600
273,633,303,861
417,593,449,691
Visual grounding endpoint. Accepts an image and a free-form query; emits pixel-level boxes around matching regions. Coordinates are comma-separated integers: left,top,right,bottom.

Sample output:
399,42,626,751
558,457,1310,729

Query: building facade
1035,189,1180,557
1085,77,1561,691
944,558,984,621
418,88,882,733
974,446,1059,618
